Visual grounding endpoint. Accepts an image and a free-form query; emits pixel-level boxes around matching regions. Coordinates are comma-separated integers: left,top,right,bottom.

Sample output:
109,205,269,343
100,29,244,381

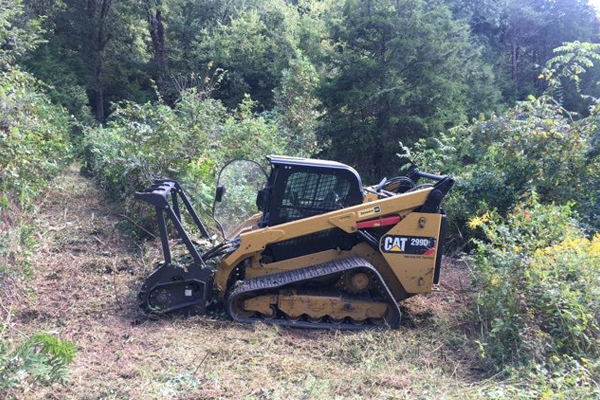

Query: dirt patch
8,166,482,399
402,258,474,323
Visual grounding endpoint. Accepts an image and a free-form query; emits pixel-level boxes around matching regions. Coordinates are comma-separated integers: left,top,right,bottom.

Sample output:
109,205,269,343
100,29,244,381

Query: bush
469,196,600,367
84,89,312,232
0,67,73,276
408,42,600,248
0,331,77,396
410,96,600,248
0,67,73,209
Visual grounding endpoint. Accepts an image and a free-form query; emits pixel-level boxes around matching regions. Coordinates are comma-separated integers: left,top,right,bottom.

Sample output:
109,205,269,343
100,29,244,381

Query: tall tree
23,0,152,120
445,0,599,101
166,0,234,74
319,0,499,180
0,0,44,66
196,2,302,108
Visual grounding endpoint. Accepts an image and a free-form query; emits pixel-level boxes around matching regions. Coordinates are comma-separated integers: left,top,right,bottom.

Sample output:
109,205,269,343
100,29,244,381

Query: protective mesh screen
279,171,350,223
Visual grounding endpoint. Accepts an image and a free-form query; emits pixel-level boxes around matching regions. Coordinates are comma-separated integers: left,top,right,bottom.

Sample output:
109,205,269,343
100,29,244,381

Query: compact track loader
135,156,454,329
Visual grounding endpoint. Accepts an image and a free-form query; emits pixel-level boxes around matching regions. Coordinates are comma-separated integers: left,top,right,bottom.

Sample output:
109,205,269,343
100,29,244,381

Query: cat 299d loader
135,156,454,329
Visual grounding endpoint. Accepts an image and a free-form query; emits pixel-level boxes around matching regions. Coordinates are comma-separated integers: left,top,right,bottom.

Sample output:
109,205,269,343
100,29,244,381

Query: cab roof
268,155,358,171
267,155,363,196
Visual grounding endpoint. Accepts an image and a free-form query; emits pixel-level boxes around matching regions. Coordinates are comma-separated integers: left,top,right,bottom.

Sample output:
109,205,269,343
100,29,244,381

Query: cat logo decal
381,235,437,256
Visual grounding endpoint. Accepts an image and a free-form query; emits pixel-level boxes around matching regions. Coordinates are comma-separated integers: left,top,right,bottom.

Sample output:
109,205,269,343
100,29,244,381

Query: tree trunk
146,2,167,92
88,0,112,121
511,38,518,82
94,56,104,120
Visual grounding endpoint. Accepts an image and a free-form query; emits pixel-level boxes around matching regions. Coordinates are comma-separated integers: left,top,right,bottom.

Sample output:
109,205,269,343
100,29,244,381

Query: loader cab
257,156,364,228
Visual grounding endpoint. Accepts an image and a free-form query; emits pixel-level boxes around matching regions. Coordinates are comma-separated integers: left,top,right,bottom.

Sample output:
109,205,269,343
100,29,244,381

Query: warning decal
358,206,381,218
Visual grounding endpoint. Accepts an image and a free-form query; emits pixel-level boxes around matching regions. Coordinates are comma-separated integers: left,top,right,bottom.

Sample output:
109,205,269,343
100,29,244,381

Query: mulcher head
134,179,216,315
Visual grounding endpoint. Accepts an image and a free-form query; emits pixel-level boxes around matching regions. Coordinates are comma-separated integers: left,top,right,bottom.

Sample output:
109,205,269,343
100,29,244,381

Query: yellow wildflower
468,216,482,229
468,212,491,229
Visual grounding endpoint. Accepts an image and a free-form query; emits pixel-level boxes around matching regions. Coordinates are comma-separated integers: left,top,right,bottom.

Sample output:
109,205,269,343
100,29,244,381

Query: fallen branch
192,352,210,376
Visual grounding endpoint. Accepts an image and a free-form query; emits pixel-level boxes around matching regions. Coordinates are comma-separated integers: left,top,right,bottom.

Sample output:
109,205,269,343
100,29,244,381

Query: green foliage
469,197,600,370
406,42,600,389
319,0,500,180
413,98,597,240
271,51,322,157
195,1,303,108
445,0,599,106
471,357,600,399
84,89,302,228
0,63,71,309
0,0,44,66
0,10,76,393
0,220,36,280
7,0,598,138
24,45,95,126
23,0,153,119
411,42,600,245
541,41,600,113
0,331,77,394
0,67,73,210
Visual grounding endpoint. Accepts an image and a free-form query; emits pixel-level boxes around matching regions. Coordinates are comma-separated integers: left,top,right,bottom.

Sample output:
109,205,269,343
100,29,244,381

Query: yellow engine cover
378,212,442,293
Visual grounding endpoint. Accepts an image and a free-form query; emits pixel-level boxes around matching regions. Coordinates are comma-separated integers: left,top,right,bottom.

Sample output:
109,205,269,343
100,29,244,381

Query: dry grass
7,166,487,399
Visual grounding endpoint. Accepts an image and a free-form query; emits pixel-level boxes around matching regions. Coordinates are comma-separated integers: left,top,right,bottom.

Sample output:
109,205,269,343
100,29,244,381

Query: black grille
279,172,351,223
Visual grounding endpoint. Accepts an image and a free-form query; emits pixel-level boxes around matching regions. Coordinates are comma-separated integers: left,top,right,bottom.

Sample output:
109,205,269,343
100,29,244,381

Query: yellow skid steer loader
135,156,454,329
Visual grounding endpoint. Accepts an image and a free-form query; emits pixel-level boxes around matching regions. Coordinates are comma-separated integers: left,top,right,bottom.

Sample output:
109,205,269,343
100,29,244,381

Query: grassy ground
6,166,498,399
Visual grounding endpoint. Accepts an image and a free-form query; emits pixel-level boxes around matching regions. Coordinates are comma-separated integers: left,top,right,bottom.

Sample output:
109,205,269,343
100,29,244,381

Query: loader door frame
212,158,269,238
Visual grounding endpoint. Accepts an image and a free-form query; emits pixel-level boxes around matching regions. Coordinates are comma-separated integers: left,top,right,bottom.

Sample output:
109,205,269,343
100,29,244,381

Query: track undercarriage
226,256,401,329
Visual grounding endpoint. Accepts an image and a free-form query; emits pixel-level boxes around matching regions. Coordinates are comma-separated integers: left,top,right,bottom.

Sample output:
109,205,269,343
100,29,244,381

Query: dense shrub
408,42,600,248
0,68,73,208
84,90,224,204
0,67,73,277
470,197,600,367
411,95,600,249
0,69,75,400
0,0,44,66
84,89,314,230
1,4,77,395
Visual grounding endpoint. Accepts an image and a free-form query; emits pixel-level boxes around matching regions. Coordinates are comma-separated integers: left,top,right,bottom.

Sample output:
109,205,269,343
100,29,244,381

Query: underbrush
84,93,278,232
410,97,600,248
467,196,600,398
1,65,73,283
0,331,77,397
0,67,76,397
1,66,73,277
83,89,317,233
0,67,73,206
83,55,321,234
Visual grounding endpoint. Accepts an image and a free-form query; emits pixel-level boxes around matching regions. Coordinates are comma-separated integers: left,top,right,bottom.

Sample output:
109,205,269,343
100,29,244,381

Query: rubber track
225,256,401,329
